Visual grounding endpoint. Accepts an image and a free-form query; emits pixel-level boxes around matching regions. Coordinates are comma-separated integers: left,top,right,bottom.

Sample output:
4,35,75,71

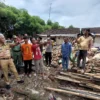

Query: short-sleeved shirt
21,43,32,60
77,36,93,50
0,43,11,58
32,44,42,60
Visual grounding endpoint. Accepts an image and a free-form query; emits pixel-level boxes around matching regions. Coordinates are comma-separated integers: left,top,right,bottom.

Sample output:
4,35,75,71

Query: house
38,28,80,45
81,27,100,34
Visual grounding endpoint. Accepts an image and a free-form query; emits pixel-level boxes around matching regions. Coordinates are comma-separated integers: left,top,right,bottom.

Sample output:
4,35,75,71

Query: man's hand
10,41,20,47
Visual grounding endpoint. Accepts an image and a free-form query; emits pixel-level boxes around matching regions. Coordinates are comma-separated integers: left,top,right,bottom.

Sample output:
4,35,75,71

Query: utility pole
49,3,52,20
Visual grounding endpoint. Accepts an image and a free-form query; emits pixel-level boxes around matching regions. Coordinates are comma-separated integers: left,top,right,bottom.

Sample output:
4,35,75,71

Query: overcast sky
4,0,100,28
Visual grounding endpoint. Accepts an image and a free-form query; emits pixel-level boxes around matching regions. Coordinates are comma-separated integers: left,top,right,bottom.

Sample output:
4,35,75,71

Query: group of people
61,29,93,73
0,33,53,89
0,28,93,89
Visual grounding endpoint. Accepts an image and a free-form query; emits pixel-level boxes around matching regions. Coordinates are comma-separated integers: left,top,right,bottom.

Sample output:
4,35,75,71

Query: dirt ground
0,66,88,100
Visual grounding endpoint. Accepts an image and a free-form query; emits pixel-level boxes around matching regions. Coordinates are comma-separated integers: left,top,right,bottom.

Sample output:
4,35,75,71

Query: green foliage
52,22,59,29
47,20,52,26
0,2,65,37
68,25,74,28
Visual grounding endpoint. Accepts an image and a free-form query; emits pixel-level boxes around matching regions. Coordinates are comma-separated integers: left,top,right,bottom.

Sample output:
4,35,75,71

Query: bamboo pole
45,87,100,100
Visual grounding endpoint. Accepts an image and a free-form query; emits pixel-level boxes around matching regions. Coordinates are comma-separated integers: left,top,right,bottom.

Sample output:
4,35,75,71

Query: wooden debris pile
51,46,62,67
45,72,100,100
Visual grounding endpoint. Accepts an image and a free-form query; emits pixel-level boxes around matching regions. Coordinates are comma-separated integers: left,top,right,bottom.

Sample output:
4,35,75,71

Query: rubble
0,45,100,100
45,46,100,100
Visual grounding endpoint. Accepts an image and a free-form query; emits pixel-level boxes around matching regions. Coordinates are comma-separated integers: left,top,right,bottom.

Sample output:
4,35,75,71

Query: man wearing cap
12,35,23,72
0,33,24,89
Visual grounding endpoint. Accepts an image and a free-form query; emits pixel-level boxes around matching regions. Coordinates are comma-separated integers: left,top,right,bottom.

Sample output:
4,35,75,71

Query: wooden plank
45,87,100,100
85,73,100,79
60,72,91,81
59,86,100,97
55,75,100,91
70,72,91,79
55,75,81,84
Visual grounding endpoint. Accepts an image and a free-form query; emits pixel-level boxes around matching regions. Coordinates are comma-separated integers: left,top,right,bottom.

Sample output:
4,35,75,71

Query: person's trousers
34,58,44,74
77,50,87,69
62,57,69,70
24,60,32,74
12,52,23,71
0,59,20,84
45,52,52,65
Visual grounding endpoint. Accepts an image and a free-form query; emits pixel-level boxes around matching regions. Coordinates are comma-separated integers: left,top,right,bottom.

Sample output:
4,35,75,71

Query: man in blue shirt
61,37,72,71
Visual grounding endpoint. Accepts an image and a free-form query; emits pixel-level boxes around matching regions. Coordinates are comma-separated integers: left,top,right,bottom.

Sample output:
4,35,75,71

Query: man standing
12,35,23,72
21,36,32,77
61,37,72,71
0,33,24,89
32,38,44,75
45,38,52,67
76,29,93,73
37,37,43,53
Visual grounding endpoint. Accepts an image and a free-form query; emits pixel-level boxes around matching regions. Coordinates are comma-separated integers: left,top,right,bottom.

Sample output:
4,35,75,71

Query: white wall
94,37,100,47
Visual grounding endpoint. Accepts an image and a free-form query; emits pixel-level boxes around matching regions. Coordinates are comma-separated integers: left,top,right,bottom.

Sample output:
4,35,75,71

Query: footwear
28,74,32,78
8,73,12,77
17,80,24,84
5,84,11,90
1,74,4,78
34,73,37,76
49,64,52,67
47,65,49,67
81,69,85,74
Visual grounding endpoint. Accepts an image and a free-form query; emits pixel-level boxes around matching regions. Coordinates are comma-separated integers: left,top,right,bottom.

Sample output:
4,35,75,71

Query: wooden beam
55,75,100,91
59,86,100,97
45,87,100,100
60,72,91,81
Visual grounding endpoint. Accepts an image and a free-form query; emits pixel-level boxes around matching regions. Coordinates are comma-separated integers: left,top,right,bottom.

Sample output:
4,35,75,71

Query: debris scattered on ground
0,46,100,100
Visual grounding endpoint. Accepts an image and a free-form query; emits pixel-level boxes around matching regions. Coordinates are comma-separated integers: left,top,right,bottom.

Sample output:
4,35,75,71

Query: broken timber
55,75,100,91
45,87,100,100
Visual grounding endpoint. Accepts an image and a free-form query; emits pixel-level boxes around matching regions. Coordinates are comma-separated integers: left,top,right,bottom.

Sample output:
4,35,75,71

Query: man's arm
61,44,63,54
69,43,72,56
88,38,93,51
9,41,20,48
9,40,25,48
76,36,81,44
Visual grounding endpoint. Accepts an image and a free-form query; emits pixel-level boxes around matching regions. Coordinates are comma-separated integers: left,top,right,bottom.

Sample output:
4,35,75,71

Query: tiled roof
82,27,100,33
41,28,80,35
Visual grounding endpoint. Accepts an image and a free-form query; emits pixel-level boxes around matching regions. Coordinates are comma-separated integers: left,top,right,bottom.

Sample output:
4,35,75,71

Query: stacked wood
45,71,100,100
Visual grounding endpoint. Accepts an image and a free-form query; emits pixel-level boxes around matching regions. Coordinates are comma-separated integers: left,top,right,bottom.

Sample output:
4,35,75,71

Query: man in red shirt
32,38,44,75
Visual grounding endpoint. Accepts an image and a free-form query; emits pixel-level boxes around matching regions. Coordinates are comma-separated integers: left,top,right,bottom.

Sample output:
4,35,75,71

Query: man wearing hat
12,35,23,72
0,33,24,89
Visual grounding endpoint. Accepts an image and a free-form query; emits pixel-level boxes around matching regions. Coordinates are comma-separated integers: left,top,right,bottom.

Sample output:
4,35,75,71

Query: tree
52,22,59,29
47,20,52,26
0,2,65,36
68,25,74,28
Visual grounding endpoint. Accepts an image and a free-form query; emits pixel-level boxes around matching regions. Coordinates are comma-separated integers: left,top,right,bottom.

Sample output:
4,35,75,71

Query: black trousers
24,60,32,74
45,52,52,65
77,50,87,69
